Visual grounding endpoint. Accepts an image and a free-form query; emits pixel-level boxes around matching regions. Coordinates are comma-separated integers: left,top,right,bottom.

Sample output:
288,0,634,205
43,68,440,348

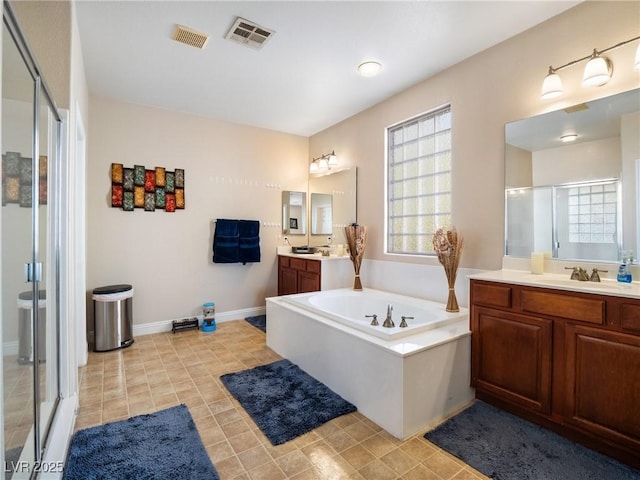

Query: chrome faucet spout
383,304,394,328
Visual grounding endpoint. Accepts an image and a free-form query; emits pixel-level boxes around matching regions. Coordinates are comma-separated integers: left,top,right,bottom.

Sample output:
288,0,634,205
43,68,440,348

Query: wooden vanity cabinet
472,307,552,414
278,256,321,295
470,279,640,469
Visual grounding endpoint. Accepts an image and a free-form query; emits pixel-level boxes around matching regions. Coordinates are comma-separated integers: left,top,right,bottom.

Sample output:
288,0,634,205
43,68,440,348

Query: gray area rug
63,404,218,480
424,400,640,480
244,314,266,332
220,358,356,445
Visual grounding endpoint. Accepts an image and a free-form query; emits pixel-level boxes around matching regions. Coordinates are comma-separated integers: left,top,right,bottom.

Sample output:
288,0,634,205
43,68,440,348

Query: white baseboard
132,306,266,337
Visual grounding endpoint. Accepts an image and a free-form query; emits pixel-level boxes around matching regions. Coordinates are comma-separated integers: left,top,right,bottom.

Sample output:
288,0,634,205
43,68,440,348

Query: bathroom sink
291,246,316,254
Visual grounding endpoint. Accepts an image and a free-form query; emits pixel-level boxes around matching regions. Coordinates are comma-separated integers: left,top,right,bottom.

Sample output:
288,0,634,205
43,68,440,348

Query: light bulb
541,69,563,99
583,52,611,87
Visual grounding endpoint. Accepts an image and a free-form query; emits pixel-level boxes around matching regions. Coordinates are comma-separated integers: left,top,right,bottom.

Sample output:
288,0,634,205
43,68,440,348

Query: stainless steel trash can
17,290,46,364
93,284,134,352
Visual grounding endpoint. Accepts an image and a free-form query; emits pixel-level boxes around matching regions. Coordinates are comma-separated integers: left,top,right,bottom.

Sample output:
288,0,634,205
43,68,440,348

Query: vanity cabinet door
564,323,640,451
298,270,320,293
471,307,553,414
278,256,298,295
277,256,321,295
278,266,298,295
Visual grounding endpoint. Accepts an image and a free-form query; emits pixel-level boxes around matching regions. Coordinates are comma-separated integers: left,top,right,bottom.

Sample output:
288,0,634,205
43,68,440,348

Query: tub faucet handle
399,316,413,328
365,314,379,326
383,304,394,328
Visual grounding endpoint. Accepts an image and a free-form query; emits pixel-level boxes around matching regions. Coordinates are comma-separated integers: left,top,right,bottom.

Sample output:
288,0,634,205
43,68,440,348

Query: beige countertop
469,269,640,299
276,246,351,261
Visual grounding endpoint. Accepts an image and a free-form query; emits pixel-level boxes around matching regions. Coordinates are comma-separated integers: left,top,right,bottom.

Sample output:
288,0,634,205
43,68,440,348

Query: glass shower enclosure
2,3,62,474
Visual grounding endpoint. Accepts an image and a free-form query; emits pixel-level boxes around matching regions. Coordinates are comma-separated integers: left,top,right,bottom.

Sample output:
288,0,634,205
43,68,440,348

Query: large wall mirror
309,167,357,246
505,88,639,263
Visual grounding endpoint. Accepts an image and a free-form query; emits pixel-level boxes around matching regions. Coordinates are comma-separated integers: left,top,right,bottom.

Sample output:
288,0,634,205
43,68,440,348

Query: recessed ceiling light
561,134,578,142
358,61,382,77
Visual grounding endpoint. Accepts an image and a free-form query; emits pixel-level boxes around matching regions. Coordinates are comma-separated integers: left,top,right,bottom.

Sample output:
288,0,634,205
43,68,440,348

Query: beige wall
86,97,308,328
310,1,640,271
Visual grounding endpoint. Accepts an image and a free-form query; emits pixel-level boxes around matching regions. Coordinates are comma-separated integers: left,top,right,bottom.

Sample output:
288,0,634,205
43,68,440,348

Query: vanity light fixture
358,61,382,77
541,35,639,99
582,50,612,87
560,134,578,143
309,151,338,173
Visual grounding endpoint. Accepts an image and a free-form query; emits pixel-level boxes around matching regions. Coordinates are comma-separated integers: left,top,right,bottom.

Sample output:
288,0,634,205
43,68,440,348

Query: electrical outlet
327,236,332,244
283,236,289,244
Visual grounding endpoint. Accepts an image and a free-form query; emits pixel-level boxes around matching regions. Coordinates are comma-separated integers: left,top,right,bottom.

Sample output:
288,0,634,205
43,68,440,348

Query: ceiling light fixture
309,151,338,173
358,61,382,77
560,134,578,143
541,35,639,99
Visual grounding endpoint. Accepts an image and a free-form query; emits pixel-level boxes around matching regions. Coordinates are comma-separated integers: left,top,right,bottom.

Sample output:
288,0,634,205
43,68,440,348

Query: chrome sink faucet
383,304,394,328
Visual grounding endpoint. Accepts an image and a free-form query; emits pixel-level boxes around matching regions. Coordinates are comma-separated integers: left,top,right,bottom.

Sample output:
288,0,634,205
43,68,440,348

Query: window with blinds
386,105,451,255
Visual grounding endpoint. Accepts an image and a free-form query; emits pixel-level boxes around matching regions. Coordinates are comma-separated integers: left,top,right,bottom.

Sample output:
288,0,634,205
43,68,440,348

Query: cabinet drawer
306,259,321,273
278,256,290,268
521,290,604,324
620,303,640,333
289,257,307,271
472,282,512,309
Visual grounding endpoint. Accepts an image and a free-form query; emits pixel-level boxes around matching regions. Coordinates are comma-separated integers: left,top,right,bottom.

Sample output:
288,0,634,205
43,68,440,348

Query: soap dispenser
617,251,633,283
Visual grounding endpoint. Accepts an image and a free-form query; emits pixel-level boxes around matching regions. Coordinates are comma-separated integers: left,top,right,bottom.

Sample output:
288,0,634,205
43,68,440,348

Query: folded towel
213,220,239,263
239,235,261,264
239,220,261,264
239,220,260,238
216,219,239,237
213,219,260,264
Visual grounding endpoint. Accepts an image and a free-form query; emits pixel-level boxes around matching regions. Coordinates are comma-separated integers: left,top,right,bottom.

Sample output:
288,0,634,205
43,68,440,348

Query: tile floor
3,355,34,450
76,320,491,480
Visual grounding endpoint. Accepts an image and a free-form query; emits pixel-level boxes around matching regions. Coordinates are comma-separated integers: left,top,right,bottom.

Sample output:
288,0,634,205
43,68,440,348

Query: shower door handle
24,262,42,282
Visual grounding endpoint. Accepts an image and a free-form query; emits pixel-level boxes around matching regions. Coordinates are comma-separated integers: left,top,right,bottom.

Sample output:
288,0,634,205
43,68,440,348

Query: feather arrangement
432,227,463,312
345,224,367,290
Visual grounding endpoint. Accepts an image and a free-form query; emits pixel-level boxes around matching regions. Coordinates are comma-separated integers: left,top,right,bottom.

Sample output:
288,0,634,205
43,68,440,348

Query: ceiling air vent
225,17,274,50
173,24,209,49
564,103,589,114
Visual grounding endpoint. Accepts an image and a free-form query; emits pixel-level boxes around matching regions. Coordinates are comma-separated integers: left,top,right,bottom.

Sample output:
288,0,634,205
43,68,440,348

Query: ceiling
75,1,580,137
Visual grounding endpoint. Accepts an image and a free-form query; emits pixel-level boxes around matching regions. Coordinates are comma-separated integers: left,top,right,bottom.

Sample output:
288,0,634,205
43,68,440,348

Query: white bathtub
283,288,466,340
266,288,474,440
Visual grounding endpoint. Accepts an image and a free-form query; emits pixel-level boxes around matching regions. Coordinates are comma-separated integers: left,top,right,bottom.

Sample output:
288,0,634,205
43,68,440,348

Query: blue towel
239,220,260,264
213,219,239,263
213,219,260,264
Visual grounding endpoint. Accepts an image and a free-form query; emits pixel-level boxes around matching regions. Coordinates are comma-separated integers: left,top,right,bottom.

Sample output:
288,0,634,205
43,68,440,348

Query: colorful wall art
2,152,47,207
111,163,185,212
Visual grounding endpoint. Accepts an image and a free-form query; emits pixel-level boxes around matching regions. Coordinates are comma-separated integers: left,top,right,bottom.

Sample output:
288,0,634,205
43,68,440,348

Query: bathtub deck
266,294,475,440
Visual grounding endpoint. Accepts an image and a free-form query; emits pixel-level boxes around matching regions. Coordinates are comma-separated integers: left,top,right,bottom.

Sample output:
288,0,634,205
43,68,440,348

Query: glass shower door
2,9,61,473
2,20,37,471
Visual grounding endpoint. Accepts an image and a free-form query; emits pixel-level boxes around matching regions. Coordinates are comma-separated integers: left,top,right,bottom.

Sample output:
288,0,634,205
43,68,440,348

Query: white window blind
387,105,451,255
